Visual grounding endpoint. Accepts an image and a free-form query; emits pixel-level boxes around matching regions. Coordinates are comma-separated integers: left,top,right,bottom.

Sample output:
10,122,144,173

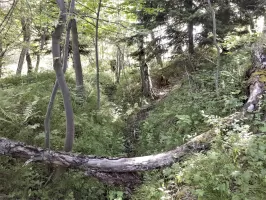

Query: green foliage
1,0,263,199
0,45,254,199
108,190,124,200
173,115,266,200
132,170,167,200
136,49,249,155
0,72,125,198
0,157,106,199
132,48,253,199
134,113,266,200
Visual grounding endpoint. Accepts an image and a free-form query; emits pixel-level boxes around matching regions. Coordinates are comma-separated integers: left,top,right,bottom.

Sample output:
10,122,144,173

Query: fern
23,96,40,123
0,107,19,124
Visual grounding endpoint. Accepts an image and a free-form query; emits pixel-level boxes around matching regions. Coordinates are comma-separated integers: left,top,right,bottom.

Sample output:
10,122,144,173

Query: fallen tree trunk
0,116,254,186
0,113,240,185
0,134,209,173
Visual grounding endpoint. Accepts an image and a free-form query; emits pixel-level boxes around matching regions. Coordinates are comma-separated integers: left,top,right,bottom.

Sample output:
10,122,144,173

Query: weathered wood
245,40,266,112
0,135,209,173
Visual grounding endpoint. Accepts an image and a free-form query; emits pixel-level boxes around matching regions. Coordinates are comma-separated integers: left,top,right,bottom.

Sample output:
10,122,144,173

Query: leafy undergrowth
134,117,266,200
0,72,126,199
136,48,249,156
131,47,266,199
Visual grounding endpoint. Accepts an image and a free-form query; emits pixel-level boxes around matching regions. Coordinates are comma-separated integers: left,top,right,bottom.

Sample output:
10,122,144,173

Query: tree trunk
26,51,33,74
0,132,211,170
116,46,124,83
51,0,74,152
16,48,27,75
188,21,194,54
44,0,74,150
0,125,212,185
0,111,241,185
250,15,255,33
95,0,102,109
71,18,84,95
35,28,46,73
0,39,3,78
263,13,266,34
16,16,31,75
151,31,163,68
138,35,154,98
186,0,194,54
208,0,220,96
0,59,2,78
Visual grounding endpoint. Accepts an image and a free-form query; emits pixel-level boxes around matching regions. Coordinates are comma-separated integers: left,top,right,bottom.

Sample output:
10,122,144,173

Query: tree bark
138,34,154,98
71,18,84,95
0,134,211,171
16,16,31,75
95,0,102,109
188,21,194,54
0,37,7,78
244,43,266,112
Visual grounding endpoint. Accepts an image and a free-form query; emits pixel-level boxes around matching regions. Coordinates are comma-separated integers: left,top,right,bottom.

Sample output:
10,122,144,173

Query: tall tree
44,0,75,150
138,34,154,98
208,0,220,96
0,38,3,77
35,28,46,72
186,0,194,54
16,16,31,75
52,0,74,152
264,11,266,33
95,0,102,109
71,18,84,95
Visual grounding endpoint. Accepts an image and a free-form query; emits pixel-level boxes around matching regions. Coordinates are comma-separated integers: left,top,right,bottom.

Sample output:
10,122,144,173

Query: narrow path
124,79,183,157
122,77,183,199
124,104,155,157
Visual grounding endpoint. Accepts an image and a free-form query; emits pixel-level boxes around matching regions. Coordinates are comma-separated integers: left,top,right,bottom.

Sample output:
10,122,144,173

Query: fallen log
0,134,209,173
0,113,241,185
0,136,208,186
